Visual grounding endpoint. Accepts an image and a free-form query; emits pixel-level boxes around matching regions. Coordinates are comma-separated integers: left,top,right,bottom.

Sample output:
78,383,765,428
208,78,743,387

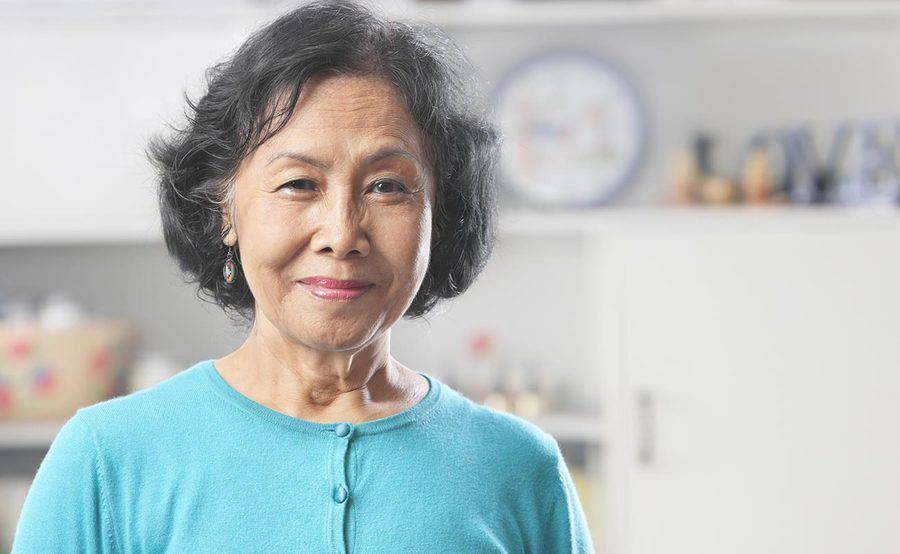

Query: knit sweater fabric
13,358,594,553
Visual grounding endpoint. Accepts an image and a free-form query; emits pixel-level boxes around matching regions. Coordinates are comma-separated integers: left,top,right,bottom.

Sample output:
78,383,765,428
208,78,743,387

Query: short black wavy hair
147,0,501,328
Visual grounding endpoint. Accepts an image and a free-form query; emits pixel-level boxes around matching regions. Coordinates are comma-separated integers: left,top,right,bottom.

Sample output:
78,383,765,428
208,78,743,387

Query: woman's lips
297,281,374,301
299,277,372,288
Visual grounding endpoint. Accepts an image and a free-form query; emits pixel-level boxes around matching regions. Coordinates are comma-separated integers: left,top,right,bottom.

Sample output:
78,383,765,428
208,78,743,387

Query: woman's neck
213,334,428,424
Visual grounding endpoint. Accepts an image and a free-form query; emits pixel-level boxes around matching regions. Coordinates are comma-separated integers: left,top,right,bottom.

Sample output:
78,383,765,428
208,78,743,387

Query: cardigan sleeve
539,439,596,553
12,411,118,554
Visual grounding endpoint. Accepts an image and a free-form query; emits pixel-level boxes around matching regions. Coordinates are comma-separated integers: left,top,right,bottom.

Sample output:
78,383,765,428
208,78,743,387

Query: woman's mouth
297,281,375,300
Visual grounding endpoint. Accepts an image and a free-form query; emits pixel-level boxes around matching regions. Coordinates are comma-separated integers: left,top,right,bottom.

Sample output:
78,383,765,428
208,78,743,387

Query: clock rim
489,47,648,207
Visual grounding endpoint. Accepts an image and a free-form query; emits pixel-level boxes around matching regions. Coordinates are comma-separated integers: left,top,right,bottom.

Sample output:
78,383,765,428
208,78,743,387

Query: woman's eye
280,179,315,192
372,180,408,194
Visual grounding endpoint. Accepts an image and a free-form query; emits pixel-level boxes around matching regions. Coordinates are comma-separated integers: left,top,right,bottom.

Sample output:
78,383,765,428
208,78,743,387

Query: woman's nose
311,194,370,258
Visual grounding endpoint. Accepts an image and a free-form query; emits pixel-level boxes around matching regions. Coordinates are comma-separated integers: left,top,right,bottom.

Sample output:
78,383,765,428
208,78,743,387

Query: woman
13,0,594,552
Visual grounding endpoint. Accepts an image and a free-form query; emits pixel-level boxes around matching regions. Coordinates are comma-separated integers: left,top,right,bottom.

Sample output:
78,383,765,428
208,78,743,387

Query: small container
483,390,510,413
741,147,776,204
515,364,546,420
463,329,502,405
535,367,561,413
0,318,137,421
699,175,739,205
667,148,701,205
503,365,525,413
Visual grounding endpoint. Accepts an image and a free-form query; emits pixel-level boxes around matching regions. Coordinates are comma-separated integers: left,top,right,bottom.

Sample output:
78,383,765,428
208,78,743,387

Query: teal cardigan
13,359,594,553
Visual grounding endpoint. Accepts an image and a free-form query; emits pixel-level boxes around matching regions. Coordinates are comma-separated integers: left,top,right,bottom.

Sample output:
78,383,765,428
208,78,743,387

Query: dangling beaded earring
223,245,236,285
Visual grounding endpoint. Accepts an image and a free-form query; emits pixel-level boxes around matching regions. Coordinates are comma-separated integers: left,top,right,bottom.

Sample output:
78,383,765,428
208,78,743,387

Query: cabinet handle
636,389,655,467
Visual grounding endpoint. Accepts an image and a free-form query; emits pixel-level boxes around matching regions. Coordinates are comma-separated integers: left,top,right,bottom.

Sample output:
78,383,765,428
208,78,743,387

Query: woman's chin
305,333,374,352
279,314,376,350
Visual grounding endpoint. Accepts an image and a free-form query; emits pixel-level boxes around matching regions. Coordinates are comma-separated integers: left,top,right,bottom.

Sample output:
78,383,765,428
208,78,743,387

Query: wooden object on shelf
698,175,739,205
741,146,777,204
666,149,701,205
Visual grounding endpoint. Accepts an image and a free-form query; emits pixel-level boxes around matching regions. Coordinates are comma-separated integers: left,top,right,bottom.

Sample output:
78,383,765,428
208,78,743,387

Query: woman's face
224,73,433,351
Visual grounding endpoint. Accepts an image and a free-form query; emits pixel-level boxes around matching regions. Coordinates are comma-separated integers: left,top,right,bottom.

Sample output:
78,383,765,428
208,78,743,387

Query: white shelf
0,420,65,449
397,1,900,28
3,0,900,27
498,204,900,237
527,412,607,443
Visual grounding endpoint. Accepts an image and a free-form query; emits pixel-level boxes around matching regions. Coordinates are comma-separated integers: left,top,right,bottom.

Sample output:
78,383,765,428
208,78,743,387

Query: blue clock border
489,47,649,207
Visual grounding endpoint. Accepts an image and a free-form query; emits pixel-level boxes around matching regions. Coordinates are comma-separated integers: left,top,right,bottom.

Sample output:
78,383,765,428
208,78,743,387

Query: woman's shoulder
435,381,561,474
68,358,211,450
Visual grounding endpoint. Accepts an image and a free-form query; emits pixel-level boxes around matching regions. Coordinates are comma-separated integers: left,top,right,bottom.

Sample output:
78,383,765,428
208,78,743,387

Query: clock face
491,50,646,206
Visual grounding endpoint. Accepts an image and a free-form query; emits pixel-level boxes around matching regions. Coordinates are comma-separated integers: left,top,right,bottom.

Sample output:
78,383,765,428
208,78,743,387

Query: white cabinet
594,219,900,553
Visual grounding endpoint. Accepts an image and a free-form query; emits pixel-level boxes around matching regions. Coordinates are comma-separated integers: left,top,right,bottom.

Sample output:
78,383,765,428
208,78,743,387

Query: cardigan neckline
201,358,442,436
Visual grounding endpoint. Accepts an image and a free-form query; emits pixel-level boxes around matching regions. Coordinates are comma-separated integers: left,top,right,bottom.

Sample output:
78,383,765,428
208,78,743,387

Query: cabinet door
611,229,900,554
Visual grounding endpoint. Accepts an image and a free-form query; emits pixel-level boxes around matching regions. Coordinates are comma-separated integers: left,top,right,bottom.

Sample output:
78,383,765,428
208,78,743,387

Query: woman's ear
221,214,237,247
220,179,239,246
220,191,238,246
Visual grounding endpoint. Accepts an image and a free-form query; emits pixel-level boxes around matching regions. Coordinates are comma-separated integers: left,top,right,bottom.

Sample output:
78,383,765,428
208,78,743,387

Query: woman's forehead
252,75,425,166
254,125,424,171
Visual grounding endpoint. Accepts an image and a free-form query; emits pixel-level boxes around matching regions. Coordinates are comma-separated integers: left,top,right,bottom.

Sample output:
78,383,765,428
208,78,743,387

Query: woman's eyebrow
265,146,421,170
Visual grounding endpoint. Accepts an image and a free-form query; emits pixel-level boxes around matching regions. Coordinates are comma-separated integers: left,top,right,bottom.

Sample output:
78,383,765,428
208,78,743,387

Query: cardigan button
334,423,352,438
333,484,348,504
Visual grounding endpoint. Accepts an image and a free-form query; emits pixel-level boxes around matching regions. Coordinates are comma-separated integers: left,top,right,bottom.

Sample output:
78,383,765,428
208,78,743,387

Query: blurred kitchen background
3,0,900,552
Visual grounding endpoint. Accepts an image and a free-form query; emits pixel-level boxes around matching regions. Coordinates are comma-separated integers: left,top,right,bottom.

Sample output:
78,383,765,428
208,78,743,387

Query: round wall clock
490,49,647,207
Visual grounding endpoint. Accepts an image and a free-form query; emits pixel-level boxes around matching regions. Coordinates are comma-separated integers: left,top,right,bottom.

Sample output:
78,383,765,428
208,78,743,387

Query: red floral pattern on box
90,347,111,375
7,337,34,362
31,366,56,396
